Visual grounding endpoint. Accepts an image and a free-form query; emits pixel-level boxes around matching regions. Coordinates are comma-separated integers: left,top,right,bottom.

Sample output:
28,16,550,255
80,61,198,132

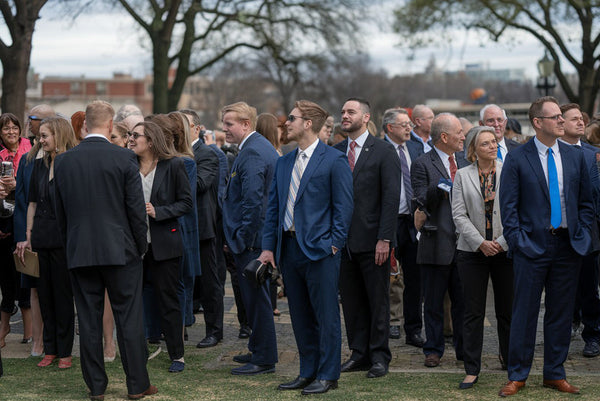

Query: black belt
398,214,411,218
548,227,568,236
283,230,297,238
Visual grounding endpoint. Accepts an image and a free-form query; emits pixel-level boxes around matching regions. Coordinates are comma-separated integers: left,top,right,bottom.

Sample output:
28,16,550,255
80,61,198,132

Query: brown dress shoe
128,385,158,400
543,379,580,394
499,380,526,397
424,354,440,367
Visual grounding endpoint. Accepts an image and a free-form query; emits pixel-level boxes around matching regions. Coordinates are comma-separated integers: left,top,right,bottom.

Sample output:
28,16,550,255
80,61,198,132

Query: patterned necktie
348,140,357,172
449,154,457,182
284,151,307,231
398,145,413,201
497,145,503,161
548,148,562,228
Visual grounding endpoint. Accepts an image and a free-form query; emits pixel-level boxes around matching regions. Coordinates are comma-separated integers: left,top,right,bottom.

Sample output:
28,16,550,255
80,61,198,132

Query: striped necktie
284,151,307,231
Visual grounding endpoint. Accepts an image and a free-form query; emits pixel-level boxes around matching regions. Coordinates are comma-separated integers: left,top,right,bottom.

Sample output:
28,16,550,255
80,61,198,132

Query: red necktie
449,154,457,182
348,141,357,172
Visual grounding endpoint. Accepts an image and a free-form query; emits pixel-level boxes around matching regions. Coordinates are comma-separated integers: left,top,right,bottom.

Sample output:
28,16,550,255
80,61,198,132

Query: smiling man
479,104,521,161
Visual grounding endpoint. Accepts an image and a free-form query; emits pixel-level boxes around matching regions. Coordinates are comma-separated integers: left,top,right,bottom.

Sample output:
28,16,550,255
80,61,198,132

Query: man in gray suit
411,113,468,368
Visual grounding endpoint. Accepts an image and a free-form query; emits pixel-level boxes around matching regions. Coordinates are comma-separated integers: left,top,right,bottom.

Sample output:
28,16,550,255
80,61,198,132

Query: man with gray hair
410,105,435,153
411,113,469,368
479,104,520,161
381,108,425,347
114,104,144,130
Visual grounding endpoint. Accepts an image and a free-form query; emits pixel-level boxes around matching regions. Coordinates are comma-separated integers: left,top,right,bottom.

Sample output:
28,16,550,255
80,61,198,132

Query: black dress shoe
389,325,401,339
238,325,251,339
233,353,252,364
459,376,478,390
340,359,369,372
278,376,315,390
367,362,388,378
583,340,600,357
301,379,338,395
231,363,275,375
406,333,425,348
196,335,219,348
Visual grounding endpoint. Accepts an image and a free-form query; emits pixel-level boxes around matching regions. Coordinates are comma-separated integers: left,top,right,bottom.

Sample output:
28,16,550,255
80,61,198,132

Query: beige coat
451,161,508,252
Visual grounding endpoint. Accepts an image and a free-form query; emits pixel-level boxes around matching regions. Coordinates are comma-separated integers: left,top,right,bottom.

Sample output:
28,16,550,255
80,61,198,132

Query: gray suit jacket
411,148,469,265
451,161,508,253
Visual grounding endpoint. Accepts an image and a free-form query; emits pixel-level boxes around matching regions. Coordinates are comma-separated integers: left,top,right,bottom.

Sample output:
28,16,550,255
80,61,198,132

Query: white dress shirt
497,138,508,161
433,146,455,179
346,130,370,162
533,137,567,228
386,135,412,214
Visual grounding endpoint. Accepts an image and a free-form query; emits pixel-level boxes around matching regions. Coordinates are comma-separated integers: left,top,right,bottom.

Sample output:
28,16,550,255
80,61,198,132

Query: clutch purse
13,249,39,278
243,259,275,287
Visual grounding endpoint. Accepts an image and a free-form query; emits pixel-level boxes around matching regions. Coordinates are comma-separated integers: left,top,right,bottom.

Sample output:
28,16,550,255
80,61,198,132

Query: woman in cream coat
452,126,513,389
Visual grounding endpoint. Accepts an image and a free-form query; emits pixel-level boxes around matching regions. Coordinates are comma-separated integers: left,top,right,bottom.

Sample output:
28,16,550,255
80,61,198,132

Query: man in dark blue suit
559,103,600,358
382,108,425,347
221,102,279,375
259,100,353,394
499,97,594,397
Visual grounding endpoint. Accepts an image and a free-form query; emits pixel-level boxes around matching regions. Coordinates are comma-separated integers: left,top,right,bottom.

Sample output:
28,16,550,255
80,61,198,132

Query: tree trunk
1,40,30,124
152,39,170,113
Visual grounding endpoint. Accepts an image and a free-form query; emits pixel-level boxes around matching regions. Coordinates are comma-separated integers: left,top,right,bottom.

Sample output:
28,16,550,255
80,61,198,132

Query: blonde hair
221,102,257,130
40,117,78,166
85,100,115,131
168,111,194,158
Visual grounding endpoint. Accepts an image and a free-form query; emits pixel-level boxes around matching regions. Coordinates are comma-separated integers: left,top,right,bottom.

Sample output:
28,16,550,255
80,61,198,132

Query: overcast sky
25,5,576,82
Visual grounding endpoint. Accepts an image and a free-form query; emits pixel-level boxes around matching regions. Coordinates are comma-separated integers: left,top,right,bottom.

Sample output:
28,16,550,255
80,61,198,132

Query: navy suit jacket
262,140,353,262
178,157,201,276
208,143,228,211
14,156,34,242
222,132,279,254
500,139,594,259
192,140,219,240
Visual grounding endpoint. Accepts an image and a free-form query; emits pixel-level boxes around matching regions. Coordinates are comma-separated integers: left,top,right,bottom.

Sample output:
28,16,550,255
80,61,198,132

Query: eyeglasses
287,114,309,123
389,122,413,129
28,115,43,121
484,118,506,126
536,114,564,121
1,126,19,133
127,131,145,139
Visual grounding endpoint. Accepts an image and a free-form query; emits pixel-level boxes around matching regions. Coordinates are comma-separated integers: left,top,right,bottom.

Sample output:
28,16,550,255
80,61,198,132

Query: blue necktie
497,146,503,161
397,145,413,201
548,148,561,228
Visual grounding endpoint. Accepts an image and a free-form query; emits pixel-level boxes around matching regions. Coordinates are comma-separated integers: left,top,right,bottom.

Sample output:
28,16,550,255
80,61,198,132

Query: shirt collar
239,131,255,150
534,136,559,156
299,137,319,159
85,134,110,142
385,134,406,149
350,130,370,148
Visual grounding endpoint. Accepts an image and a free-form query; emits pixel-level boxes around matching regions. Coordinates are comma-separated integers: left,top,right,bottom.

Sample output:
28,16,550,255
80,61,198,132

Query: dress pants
233,249,278,365
508,232,581,381
198,237,225,339
421,262,464,359
394,215,422,337
281,234,341,380
143,245,184,361
0,235,17,313
456,250,513,375
339,249,392,366
389,271,404,325
226,247,248,327
69,262,150,397
573,252,600,343
36,248,74,358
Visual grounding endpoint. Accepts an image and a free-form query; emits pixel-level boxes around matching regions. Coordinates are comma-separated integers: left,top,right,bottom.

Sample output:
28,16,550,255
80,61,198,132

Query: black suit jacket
411,148,470,265
148,157,193,261
192,140,219,240
505,138,521,152
334,135,401,252
54,137,147,269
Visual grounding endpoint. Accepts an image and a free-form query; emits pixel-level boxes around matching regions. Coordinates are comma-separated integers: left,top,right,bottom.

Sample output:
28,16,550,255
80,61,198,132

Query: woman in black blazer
18,117,78,368
128,121,192,373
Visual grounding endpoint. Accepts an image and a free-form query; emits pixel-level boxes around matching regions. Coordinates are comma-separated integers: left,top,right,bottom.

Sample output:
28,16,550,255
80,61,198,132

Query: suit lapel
559,142,572,204
280,150,295,205
524,140,550,202
465,164,483,200
296,141,325,202
151,159,167,201
353,134,374,178
430,149,449,179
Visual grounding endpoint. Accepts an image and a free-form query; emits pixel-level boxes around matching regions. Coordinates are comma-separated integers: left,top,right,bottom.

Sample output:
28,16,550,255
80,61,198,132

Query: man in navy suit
221,102,279,375
382,108,425,347
498,96,594,397
559,103,600,358
479,104,521,161
259,100,353,394
334,98,401,379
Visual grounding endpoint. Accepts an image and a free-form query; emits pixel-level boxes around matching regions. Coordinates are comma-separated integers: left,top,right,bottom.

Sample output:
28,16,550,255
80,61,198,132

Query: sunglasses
287,114,309,123
28,115,43,121
127,131,145,140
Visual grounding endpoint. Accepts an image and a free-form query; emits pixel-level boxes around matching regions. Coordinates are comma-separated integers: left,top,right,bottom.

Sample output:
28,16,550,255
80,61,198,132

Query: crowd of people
0,95,598,399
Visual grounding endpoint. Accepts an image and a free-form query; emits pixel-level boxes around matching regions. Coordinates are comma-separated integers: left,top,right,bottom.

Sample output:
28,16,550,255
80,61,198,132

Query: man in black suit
334,98,401,379
185,112,222,348
54,100,156,400
479,104,520,161
382,108,425,347
411,113,468,368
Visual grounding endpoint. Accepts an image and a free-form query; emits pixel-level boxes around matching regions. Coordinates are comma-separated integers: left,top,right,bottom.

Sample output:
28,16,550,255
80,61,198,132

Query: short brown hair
528,96,559,126
85,100,114,131
256,113,280,150
0,113,21,135
295,100,328,134
560,103,581,115
221,102,257,130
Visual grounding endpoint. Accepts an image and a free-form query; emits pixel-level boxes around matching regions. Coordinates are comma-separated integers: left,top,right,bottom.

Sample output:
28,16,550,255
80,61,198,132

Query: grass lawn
1,347,600,400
